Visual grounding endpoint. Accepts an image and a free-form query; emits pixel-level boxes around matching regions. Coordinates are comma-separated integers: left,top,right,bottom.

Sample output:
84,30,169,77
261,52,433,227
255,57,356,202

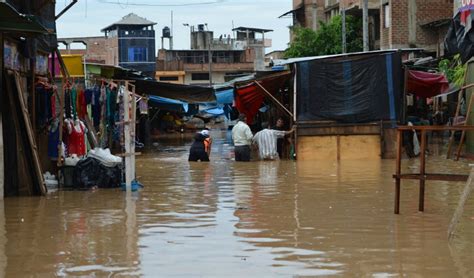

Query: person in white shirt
252,126,296,160
231,114,253,161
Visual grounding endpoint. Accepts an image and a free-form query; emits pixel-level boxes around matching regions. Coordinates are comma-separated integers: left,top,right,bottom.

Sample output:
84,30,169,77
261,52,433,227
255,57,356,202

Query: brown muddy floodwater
1,129,474,277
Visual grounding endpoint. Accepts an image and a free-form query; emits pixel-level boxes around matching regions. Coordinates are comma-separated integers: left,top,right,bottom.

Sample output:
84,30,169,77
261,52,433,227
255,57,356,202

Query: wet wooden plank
448,168,474,239
392,174,469,182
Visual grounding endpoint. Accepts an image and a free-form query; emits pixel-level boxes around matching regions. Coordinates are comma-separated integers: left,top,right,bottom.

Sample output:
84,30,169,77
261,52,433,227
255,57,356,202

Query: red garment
77,89,87,119
51,89,56,119
67,121,86,156
407,70,449,98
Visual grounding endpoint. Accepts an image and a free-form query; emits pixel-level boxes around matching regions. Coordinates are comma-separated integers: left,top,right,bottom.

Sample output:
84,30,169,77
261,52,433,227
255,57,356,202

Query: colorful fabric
252,129,286,160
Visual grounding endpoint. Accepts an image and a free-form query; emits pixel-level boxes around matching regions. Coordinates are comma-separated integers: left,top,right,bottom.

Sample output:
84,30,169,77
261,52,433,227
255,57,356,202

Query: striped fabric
252,129,286,160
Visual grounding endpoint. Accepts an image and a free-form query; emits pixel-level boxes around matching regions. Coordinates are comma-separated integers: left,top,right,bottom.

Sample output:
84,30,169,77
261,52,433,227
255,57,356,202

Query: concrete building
59,13,157,77
156,25,272,85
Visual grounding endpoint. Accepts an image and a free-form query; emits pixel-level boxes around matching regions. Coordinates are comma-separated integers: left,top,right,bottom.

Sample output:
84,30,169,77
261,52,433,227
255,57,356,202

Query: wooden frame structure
393,125,474,214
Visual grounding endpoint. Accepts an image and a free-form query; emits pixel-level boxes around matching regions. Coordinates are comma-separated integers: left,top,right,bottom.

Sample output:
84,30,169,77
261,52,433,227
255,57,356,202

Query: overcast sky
55,0,292,53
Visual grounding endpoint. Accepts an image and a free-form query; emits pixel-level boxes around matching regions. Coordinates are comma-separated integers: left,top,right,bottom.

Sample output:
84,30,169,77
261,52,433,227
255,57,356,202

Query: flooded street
1,129,474,277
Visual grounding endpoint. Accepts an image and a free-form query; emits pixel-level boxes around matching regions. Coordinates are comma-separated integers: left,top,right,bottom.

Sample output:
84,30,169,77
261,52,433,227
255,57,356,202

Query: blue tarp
148,96,189,113
204,107,225,115
215,88,234,104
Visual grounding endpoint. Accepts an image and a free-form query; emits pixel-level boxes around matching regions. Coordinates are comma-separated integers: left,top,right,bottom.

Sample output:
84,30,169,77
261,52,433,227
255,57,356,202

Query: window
159,76,179,81
128,47,147,62
384,4,391,28
192,73,210,81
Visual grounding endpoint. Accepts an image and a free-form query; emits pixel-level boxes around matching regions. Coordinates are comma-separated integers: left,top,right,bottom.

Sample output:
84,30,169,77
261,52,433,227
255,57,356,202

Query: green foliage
284,15,363,58
438,54,467,87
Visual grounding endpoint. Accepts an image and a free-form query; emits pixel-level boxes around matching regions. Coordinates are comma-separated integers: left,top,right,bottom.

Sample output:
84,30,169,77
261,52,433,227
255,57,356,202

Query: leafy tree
285,15,363,58
438,54,466,87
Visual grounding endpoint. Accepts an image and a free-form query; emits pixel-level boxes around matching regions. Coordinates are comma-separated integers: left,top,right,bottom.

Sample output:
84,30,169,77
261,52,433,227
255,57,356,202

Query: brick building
283,0,454,56
380,0,453,56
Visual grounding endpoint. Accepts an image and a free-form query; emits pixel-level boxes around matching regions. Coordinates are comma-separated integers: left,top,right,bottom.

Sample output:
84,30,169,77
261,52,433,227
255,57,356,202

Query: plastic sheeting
215,88,234,104
407,70,449,98
235,73,291,124
148,95,189,113
135,80,216,103
445,5,474,63
296,52,402,123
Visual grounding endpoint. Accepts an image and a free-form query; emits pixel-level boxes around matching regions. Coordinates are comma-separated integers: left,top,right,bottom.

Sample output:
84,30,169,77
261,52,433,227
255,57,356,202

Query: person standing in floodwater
252,125,296,160
188,130,211,162
232,114,253,161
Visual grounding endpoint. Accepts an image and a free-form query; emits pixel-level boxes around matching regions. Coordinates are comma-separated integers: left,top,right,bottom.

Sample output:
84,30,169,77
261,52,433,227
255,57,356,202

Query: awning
148,96,189,113
279,4,303,18
135,80,216,103
235,72,291,124
407,70,449,98
0,3,49,34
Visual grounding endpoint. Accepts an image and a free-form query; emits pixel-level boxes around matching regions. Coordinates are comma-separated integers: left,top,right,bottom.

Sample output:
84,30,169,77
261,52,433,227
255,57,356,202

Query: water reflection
1,129,473,277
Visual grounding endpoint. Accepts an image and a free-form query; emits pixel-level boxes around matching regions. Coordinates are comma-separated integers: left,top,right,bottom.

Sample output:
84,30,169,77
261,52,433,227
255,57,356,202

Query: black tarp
135,80,216,103
296,52,402,123
445,7,474,63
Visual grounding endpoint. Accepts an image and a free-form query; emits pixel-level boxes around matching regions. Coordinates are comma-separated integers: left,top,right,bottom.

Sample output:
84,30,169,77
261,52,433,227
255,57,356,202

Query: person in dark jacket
188,130,210,162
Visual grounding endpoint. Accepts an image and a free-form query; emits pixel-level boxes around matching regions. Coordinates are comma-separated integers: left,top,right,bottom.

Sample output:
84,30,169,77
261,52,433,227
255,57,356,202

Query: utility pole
342,6,347,53
208,32,213,86
362,0,369,51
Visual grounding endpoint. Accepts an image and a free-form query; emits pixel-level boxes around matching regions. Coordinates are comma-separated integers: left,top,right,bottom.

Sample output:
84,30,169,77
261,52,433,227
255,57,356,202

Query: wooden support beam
419,130,427,212
395,129,402,214
254,81,293,118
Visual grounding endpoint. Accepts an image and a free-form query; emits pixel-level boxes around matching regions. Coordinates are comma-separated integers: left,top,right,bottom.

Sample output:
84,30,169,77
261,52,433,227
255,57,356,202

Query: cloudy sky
55,0,293,52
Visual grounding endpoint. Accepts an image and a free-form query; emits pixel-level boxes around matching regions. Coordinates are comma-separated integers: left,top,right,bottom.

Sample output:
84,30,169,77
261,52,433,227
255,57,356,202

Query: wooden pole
455,92,474,160
254,81,293,118
131,85,137,184
448,167,474,239
0,33,4,199
447,70,469,159
123,81,132,192
395,129,402,214
419,130,427,212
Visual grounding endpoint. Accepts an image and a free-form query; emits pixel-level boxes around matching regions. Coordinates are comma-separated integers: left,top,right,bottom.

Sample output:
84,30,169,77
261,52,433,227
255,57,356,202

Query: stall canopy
136,80,216,103
445,4,474,63
406,70,449,98
235,72,291,124
148,96,189,113
296,51,403,123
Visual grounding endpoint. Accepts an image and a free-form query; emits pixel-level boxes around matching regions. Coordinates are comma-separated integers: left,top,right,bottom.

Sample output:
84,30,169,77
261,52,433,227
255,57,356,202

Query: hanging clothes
77,89,87,119
71,85,78,119
139,99,149,115
92,86,101,127
64,87,72,119
66,120,86,156
35,85,52,126
48,119,60,159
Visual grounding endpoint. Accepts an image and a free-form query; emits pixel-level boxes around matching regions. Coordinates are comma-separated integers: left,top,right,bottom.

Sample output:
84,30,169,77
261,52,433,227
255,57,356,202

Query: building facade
156,26,272,85
285,0,454,56
59,13,157,77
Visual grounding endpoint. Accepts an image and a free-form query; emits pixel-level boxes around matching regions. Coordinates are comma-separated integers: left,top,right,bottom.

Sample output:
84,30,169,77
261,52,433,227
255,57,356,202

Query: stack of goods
72,148,122,190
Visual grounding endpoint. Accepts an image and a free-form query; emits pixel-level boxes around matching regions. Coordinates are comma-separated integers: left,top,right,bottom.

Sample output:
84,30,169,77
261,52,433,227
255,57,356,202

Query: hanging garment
48,120,60,159
77,89,87,119
92,86,101,127
64,88,72,119
85,88,93,105
67,120,86,156
139,99,149,115
71,85,77,119
108,87,118,127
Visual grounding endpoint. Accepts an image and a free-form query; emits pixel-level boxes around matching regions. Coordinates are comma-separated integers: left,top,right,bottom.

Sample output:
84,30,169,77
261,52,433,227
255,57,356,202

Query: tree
285,15,363,58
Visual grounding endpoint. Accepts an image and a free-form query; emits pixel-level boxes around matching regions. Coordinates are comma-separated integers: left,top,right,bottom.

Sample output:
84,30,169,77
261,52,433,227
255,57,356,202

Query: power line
96,0,227,7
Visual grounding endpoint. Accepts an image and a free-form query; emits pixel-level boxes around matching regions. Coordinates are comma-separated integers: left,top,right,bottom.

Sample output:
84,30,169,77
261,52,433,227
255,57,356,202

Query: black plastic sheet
296,52,403,123
135,80,216,103
445,8,474,64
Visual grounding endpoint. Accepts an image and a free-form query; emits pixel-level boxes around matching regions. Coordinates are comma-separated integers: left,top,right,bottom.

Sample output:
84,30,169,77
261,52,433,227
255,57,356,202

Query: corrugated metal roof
101,13,156,32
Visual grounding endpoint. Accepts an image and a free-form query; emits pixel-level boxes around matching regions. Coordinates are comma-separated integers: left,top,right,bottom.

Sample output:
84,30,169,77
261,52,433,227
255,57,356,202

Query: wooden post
254,81,293,118
448,167,474,239
123,81,132,192
419,129,427,212
395,129,402,214
455,92,474,160
0,32,4,199
131,84,137,185
447,69,469,159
